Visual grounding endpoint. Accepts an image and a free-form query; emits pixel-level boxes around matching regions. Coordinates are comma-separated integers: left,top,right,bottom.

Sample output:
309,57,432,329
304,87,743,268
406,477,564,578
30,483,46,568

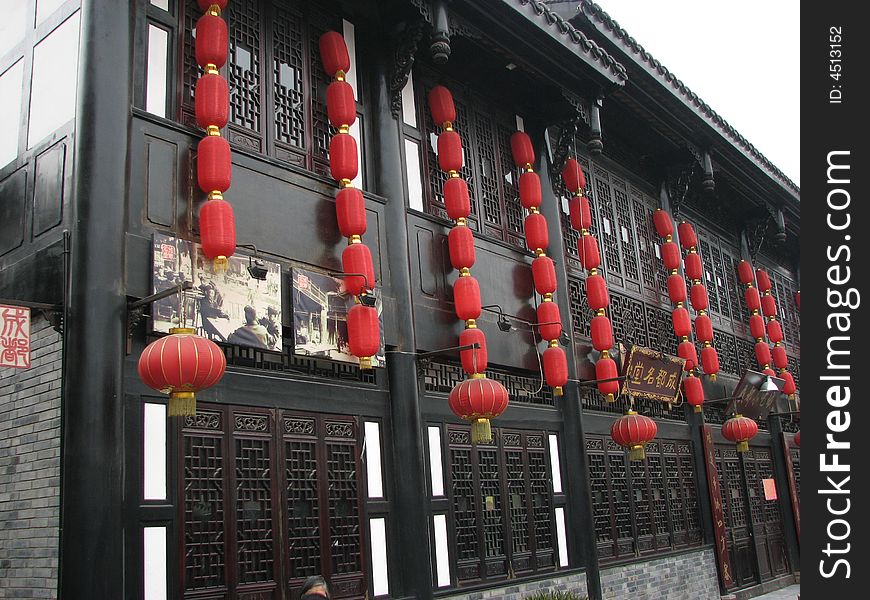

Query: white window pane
364,422,383,499
28,11,81,148
0,61,24,168
150,0,171,10
428,426,444,496
555,507,569,567
548,434,562,494
401,71,417,128
349,119,363,189
404,139,424,212
433,514,451,587
36,0,66,25
143,403,167,500
369,518,389,596
515,115,524,132
143,526,168,600
342,20,357,92
0,0,27,56
146,25,169,118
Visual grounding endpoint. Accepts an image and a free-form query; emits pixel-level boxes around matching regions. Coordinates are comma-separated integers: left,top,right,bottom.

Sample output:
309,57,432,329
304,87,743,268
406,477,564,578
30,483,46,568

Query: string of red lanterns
736,260,778,379
194,0,236,271
651,209,704,412
429,86,509,444
754,268,797,398
510,131,568,396
319,32,380,370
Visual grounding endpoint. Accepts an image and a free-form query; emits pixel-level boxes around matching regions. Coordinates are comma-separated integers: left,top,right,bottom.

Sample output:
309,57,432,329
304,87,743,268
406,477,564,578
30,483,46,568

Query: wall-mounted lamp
237,244,268,280
326,270,377,306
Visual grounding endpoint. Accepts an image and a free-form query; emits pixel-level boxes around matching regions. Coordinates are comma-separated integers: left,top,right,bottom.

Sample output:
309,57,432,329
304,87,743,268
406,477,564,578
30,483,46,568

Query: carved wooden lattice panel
422,360,554,406
631,190,666,299
613,180,641,286
609,291,649,349
646,452,671,548
234,430,275,583
505,448,529,555
697,238,722,318
326,427,363,574
272,3,306,154
527,439,554,568
592,176,622,283
227,0,263,149
645,304,679,357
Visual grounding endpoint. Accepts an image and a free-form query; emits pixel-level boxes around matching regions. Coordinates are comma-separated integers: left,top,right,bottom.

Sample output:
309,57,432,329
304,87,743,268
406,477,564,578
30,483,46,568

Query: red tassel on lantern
319,31,350,77
519,172,542,209
737,260,754,285
767,319,784,343
197,135,232,193
543,346,568,394
755,269,772,292
195,14,228,68
454,276,482,321
595,356,619,401
772,345,788,369
327,80,356,128
690,284,709,311
437,131,463,173
537,301,562,341
525,213,549,253
428,86,456,126
342,243,375,296
701,347,720,377
694,314,713,343
761,295,777,318
562,158,586,194
749,314,766,339
444,177,471,220
586,275,610,311
667,274,687,304
329,133,358,183
199,198,236,262
671,307,692,338
653,209,673,239
448,226,476,271
661,242,681,271
579,235,601,271
532,256,557,296
677,222,697,250
722,414,758,453
459,327,488,374
678,341,698,370
755,342,772,367
684,253,703,281
591,315,613,352
510,131,535,167
569,195,592,231
195,73,229,129
347,304,379,369
745,287,761,312
683,375,704,412
611,411,657,460
335,187,366,238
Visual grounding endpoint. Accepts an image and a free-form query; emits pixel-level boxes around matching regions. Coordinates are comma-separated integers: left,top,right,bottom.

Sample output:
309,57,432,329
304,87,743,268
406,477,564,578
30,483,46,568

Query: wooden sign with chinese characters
622,345,685,403
702,425,735,590
0,305,31,369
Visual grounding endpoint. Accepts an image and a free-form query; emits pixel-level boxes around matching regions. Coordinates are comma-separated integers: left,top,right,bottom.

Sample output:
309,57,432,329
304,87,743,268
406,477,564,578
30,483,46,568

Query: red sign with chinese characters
1,305,31,369
702,425,735,590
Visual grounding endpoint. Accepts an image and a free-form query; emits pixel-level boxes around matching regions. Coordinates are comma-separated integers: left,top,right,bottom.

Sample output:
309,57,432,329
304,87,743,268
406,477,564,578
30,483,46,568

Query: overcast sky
592,1,800,187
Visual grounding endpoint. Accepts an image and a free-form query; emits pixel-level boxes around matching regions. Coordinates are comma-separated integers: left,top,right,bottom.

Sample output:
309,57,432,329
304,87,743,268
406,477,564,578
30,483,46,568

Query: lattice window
505,449,529,554
630,461,652,537
631,191,665,297
235,435,275,583
697,238,721,317
593,177,621,279
272,4,305,151
663,452,685,533
645,304,678,356
450,445,479,562
699,329,739,376
609,291,649,349
647,452,670,545
723,452,747,528
422,360,555,406
285,435,320,579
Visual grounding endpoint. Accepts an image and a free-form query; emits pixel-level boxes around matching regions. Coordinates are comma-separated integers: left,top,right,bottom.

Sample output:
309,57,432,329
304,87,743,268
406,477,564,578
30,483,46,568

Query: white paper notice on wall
0,304,31,369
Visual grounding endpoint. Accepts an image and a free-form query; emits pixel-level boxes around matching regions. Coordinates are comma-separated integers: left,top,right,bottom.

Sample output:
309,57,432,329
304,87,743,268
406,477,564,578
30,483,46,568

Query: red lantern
771,346,787,370
671,307,692,338
519,172,542,209
754,342,771,367
536,301,562,341
678,341,698,371
763,367,777,377
684,253,703,281
755,269,772,292
138,327,226,416
199,198,236,264
510,131,535,167
459,327,488,374
780,370,796,397
428,86,456,126
524,213,549,253
677,221,697,250
683,375,704,412
543,345,568,395
761,295,777,318
342,243,375,296
444,177,471,220
198,0,228,11
454,275,482,321
701,347,720,378
579,234,601,271
448,226,476,271
767,319,784,343
652,209,673,239
591,315,613,352
319,31,350,77
694,314,713,343
437,131,463,172
722,414,758,452
562,158,586,194
794,430,800,447
667,273,687,304
197,135,231,193
586,274,609,311
795,291,800,310
448,376,509,443
595,356,619,402
327,80,356,128
737,260,754,285
532,256,557,296
195,73,229,129
661,242,681,271
611,411,657,460
745,287,761,312
335,187,366,238
569,195,592,231
690,284,709,311
329,133,358,183
749,314,767,340
195,14,228,68
347,304,379,369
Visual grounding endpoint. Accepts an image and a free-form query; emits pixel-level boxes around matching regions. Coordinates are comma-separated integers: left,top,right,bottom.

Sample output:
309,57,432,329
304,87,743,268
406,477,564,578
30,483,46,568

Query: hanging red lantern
762,367,777,377
667,273,687,304
722,414,758,452
745,287,761,311
690,284,709,311
510,131,535,168
795,291,800,310
532,256,557,296
684,252,703,281
586,274,610,311
341,242,375,296
524,213,549,253
672,307,692,338
780,370,797,397
195,72,229,129
197,135,232,193
737,260,754,285
459,327,488,374
652,209,673,239
661,242,681,271
755,269,772,292
537,301,562,341
448,225,476,271
595,355,619,402
448,376,510,443
519,172,542,209
772,345,788,369
199,198,236,265
761,295,777,318
319,31,350,77
335,187,367,239
347,304,379,370
678,340,698,370
794,430,800,447
579,234,601,271
590,315,613,352
569,195,592,231
428,86,456,127
749,314,767,339
329,133,358,183
195,14,228,68
683,374,704,412
437,131,463,173
754,342,772,367
767,319,784,343
701,347,720,378
197,0,228,11
327,80,356,128
677,221,698,250
138,327,226,416
453,275,482,320
444,177,471,220
694,313,713,343
543,345,568,395
611,410,657,460
562,158,586,194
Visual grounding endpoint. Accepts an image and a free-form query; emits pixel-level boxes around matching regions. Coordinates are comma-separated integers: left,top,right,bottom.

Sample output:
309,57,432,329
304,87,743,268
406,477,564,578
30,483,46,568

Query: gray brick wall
600,547,720,600
441,571,589,600
0,316,62,599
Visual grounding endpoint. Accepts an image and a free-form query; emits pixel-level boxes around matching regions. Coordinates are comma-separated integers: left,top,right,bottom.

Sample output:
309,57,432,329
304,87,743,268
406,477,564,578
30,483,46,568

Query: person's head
267,306,279,323
244,305,257,325
299,575,330,599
